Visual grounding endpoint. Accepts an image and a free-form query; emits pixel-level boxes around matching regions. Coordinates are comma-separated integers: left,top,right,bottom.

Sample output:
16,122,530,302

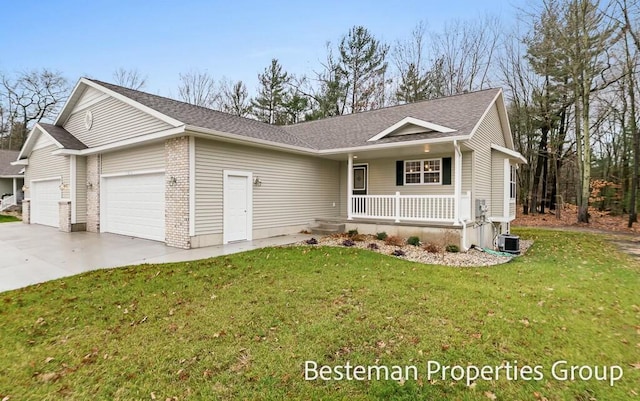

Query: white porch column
454,140,462,224
12,178,17,197
347,153,353,220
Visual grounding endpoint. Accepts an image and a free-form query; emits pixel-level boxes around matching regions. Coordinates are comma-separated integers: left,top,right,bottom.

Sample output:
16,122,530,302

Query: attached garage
101,172,165,241
30,178,61,227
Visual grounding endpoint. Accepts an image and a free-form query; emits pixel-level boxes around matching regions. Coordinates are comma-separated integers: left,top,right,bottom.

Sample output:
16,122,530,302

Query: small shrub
347,229,359,237
407,236,421,246
391,249,406,257
342,239,355,247
351,234,367,242
423,242,441,253
367,243,379,250
305,237,318,245
330,232,349,239
385,235,404,247
446,244,460,253
376,232,388,240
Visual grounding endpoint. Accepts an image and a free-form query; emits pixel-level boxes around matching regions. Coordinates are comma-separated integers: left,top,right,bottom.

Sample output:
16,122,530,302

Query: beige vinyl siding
339,161,347,216
351,154,455,196
70,87,105,112
461,151,472,194
194,138,340,235
467,104,507,217
510,201,516,218
75,156,87,223
63,96,172,148
101,142,165,175
490,151,505,218
25,145,70,199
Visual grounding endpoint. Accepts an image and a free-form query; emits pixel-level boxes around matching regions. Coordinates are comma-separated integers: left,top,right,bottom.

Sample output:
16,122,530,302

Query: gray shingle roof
90,79,314,149
38,123,87,150
88,79,500,152
282,88,501,150
0,149,22,176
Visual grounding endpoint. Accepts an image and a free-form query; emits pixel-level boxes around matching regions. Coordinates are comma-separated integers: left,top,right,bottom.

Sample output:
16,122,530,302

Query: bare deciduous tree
1,69,68,149
113,68,147,90
217,78,252,117
430,15,500,95
177,70,219,108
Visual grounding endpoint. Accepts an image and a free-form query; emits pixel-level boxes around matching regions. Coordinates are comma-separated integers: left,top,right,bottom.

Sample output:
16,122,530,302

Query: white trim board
70,155,77,224
368,117,456,142
99,168,165,179
491,144,527,164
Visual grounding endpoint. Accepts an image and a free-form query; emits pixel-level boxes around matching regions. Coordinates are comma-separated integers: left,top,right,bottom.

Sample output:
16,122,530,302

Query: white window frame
509,165,517,200
404,159,442,185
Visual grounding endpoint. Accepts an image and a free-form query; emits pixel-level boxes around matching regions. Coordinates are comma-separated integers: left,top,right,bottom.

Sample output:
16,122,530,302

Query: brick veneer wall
22,199,30,224
165,136,191,249
59,200,71,232
86,154,101,232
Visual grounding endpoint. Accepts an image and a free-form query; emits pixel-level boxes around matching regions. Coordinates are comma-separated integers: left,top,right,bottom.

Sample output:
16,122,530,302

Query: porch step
309,221,345,236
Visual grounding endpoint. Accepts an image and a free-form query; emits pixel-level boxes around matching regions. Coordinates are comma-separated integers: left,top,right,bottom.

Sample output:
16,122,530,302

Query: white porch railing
0,194,16,211
351,191,471,224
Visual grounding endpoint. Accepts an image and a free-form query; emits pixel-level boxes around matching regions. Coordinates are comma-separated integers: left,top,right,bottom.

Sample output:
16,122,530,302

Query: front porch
341,139,472,226
351,191,471,224
0,176,24,212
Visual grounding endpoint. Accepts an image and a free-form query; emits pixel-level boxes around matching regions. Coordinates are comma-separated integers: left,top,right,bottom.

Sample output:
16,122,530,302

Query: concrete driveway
0,222,309,293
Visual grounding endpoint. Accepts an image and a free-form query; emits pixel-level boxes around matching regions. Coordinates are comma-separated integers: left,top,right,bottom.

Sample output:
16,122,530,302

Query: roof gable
368,117,456,142
17,123,86,160
56,78,183,128
467,90,514,149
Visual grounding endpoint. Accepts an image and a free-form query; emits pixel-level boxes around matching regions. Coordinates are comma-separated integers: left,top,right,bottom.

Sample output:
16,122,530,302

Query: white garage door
102,173,165,241
31,179,60,227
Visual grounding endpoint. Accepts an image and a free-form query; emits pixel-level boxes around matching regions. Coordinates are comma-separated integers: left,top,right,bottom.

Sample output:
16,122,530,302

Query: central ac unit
498,234,520,255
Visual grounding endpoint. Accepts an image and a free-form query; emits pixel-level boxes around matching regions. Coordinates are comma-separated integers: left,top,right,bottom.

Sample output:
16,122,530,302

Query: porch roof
283,89,500,151
0,150,22,176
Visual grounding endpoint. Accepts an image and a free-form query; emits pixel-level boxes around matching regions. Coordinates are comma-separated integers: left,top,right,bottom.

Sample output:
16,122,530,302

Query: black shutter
396,160,404,186
442,157,452,185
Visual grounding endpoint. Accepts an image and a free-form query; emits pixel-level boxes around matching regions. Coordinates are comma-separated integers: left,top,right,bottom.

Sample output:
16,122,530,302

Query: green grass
0,228,638,400
0,214,20,223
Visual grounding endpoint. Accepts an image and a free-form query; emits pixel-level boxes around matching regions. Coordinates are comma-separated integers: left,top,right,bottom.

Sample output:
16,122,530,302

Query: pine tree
338,26,389,113
252,59,290,124
395,63,428,103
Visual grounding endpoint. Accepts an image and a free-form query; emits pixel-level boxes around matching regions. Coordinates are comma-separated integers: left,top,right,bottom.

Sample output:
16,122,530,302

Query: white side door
223,171,252,243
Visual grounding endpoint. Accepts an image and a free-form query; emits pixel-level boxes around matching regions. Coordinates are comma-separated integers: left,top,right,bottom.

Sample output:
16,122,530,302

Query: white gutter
319,135,471,156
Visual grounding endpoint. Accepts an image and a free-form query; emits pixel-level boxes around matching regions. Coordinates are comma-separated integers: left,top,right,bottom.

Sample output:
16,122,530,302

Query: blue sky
0,0,522,97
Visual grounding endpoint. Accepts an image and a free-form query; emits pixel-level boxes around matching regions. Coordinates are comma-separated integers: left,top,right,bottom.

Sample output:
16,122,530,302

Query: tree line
0,0,638,226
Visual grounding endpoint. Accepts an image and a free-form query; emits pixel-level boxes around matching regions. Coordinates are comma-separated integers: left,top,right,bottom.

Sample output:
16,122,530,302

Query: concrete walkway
0,222,310,293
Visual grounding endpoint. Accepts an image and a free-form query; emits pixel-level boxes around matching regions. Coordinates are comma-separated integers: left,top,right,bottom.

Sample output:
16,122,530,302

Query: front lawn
0,229,638,400
0,214,20,223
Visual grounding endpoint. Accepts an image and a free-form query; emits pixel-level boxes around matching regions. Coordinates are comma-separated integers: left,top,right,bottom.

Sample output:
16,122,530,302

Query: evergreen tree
396,63,428,103
338,26,389,113
252,59,290,124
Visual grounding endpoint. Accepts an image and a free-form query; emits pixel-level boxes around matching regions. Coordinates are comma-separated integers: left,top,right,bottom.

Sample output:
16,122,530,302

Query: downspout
347,153,353,220
453,140,468,251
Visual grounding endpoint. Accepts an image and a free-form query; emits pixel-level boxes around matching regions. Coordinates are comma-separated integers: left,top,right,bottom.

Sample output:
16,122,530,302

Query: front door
224,171,253,243
352,165,367,214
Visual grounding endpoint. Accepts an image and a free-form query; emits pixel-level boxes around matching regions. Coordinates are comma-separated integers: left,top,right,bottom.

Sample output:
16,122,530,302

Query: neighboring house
0,149,24,212
14,78,526,250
